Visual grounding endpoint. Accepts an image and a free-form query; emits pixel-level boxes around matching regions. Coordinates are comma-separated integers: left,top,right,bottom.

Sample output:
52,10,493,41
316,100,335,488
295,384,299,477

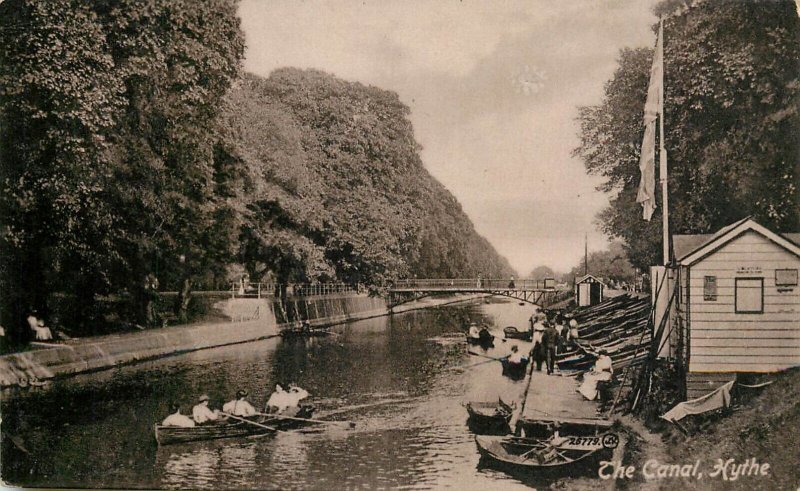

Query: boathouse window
775,269,798,287
703,276,717,301
735,278,763,313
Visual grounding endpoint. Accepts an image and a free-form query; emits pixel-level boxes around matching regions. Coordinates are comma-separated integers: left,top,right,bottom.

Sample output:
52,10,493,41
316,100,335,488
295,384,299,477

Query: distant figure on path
192,395,220,424
162,403,196,427
508,276,516,289
27,310,52,341
223,390,257,417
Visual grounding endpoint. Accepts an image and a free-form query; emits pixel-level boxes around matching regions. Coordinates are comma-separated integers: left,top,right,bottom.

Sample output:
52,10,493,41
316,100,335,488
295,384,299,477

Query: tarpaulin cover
661,380,734,422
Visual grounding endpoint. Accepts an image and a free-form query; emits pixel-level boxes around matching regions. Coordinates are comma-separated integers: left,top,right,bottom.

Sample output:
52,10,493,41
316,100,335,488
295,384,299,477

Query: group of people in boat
161,383,310,428
467,322,492,342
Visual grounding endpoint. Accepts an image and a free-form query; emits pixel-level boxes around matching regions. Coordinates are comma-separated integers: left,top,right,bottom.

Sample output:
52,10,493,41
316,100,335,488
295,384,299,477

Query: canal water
1,298,566,489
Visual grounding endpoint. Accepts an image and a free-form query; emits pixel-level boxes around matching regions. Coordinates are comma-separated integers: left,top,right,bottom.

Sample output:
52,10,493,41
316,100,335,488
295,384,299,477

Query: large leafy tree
575,0,800,269
0,1,126,336
0,0,244,334
222,70,515,286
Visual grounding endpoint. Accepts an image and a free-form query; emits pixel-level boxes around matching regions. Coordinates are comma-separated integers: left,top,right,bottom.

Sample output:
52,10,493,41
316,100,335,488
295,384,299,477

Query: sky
239,0,660,275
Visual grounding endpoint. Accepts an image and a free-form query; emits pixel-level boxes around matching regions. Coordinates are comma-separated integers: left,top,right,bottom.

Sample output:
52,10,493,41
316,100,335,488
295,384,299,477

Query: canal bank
1,299,546,490
0,293,486,388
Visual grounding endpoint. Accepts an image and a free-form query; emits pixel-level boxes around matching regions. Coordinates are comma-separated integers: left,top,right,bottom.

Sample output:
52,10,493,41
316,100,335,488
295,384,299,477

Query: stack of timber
557,294,652,375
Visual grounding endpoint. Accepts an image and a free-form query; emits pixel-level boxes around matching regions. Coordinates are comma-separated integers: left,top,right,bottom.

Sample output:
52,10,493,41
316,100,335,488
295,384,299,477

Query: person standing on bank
542,322,559,375
530,320,546,371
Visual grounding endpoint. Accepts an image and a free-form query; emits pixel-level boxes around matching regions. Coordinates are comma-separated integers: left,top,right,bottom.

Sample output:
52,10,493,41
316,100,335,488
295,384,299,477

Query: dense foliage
0,1,511,337
575,0,800,269
563,241,638,286
224,70,514,287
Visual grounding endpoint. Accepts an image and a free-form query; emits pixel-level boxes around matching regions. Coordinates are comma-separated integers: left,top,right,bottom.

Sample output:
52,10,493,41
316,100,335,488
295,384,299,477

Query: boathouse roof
574,274,605,285
673,217,800,266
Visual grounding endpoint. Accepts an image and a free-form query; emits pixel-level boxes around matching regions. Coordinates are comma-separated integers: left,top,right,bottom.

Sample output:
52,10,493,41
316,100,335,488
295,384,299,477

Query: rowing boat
500,358,529,380
475,434,608,472
466,329,494,348
465,399,513,434
503,326,532,341
154,406,314,445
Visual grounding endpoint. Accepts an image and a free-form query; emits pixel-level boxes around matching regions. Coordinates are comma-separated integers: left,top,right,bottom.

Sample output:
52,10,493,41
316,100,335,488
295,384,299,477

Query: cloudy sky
240,0,660,274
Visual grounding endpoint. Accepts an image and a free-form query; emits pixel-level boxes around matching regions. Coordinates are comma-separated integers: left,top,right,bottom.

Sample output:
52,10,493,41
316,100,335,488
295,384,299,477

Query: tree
223,70,515,286
528,266,556,280
565,241,638,285
575,0,800,270
0,0,126,337
0,0,245,334
98,0,245,323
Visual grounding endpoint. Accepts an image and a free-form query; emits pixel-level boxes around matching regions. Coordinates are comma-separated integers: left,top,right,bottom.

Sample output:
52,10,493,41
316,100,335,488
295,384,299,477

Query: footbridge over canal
388,278,568,308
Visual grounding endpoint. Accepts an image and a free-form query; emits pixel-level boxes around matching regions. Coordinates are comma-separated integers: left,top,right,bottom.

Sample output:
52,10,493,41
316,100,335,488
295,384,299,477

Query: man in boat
161,403,196,427
265,384,292,413
468,322,480,339
222,389,257,417
287,383,310,407
507,344,527,365
192,394,220,424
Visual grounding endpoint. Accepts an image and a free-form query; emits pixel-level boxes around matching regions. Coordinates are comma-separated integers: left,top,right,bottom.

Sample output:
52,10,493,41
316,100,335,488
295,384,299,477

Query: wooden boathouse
670,218,800,398
574,274,605,307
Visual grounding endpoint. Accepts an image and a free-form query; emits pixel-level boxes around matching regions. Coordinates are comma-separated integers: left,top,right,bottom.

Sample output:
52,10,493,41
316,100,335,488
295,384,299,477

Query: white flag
636,23,663,221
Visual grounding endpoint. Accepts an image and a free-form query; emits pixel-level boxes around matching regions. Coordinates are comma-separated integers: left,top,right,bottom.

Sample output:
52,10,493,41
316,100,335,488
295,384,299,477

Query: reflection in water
3,299,563,490
161,447,219,490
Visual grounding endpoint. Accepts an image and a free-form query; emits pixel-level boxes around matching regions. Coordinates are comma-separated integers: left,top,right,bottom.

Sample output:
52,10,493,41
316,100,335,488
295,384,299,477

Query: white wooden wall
688,230,800,373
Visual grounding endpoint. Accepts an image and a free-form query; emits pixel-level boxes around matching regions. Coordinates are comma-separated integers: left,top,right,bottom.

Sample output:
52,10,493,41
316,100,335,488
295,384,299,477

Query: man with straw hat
192,394,220,424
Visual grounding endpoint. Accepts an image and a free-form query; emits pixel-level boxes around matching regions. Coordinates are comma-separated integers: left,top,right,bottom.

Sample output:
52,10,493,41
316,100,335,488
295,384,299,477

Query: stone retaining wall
0,293,479,388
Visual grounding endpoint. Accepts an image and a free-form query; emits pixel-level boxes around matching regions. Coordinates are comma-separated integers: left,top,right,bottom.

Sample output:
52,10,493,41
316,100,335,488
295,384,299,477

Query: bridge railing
391,278,556,290
229,282,357,298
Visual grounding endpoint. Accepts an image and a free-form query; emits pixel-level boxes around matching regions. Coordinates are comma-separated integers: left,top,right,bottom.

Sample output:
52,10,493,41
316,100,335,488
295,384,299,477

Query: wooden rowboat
466,332,494,347
154,406,314,445
503,326,532,341
465,399,513,434
500,358,529,380
475,434,607,472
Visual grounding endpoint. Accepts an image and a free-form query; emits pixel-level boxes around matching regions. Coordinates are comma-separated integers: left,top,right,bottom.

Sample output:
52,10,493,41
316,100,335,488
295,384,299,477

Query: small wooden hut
574,274,604,307
671,218,800,398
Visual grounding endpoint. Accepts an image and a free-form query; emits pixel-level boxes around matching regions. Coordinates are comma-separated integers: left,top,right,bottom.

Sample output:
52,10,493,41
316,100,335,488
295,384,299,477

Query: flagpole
658,18,669,266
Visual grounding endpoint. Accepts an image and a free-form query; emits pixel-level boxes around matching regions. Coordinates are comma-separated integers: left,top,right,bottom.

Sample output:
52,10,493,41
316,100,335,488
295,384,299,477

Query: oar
449,357,504,371
256,412,355,428
219,412,284,433
318,396,425,417
467,351,508,361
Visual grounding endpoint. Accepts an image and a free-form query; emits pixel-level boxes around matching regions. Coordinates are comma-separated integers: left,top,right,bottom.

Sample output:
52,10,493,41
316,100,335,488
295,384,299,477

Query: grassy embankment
623,368,800,490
